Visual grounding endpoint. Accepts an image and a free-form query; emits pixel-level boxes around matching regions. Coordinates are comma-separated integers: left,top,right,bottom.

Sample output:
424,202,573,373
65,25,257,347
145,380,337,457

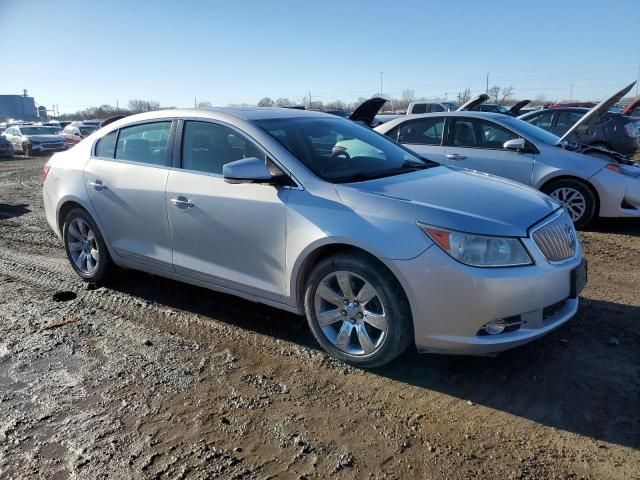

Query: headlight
418,223,533,267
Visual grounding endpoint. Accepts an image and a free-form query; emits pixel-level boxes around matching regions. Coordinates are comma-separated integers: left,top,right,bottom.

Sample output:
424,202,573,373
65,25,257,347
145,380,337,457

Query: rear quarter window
94,131,117,158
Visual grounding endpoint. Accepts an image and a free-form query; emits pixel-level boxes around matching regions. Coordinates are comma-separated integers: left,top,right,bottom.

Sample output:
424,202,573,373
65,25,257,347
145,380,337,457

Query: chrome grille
531,212,577,262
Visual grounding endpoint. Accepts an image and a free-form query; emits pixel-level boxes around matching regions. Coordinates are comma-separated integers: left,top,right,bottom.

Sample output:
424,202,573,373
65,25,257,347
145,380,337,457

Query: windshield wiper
335,162,434,183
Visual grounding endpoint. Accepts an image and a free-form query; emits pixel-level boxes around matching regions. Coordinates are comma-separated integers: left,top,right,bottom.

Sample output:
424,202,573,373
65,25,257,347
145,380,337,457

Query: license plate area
570,259,588,298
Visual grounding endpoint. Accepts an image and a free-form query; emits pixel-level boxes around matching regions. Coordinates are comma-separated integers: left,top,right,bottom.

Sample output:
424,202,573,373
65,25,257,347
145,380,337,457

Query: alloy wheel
66,217,99,274
314,270,387,356
549,187,586,222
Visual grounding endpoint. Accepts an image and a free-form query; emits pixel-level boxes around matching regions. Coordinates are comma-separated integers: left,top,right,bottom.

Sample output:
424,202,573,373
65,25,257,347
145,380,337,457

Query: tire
22,143,32,157
542,179,597,229
304,254,412,368
62,208,114,283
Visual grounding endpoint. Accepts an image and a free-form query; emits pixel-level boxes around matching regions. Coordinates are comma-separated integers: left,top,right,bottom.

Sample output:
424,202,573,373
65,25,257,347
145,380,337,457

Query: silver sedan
43,108,586,367
375,111,640,228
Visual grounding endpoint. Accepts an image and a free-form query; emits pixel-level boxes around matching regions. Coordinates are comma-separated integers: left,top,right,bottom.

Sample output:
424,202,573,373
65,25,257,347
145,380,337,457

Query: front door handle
446,153,467,160
170,196,194,208
89,180,107,190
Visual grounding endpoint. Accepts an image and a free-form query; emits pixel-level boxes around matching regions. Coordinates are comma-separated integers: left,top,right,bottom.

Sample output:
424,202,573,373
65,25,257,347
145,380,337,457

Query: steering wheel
322,149,351,175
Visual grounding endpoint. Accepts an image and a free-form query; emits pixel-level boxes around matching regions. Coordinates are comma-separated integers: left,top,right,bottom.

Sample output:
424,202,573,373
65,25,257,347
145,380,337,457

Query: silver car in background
2,125,67,156
43,108,586,367
376,110,640,228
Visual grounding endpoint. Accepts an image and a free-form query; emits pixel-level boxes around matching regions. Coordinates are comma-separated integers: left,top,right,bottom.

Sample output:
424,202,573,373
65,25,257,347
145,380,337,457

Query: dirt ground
0,155,638,480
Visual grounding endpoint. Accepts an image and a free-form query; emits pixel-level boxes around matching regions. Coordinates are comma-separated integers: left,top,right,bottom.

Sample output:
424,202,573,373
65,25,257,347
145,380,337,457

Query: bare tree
324,100,347,109
197,100,213,108
257,97,275,107
457,88,472,105
127,99,160,113
488,86,501,104
275,97,292,107
401,89,416,103
499,86,514,104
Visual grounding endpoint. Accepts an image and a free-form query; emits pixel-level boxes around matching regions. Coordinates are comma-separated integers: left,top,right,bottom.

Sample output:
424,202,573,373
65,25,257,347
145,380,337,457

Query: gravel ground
0,155,639,480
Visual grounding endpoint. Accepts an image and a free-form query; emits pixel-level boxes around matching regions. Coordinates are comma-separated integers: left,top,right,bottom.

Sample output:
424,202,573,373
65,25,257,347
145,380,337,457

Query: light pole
379,72,383,97
569,83,574,102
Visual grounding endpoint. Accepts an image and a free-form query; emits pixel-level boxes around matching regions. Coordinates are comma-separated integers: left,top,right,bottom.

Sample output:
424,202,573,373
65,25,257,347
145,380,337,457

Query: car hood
349,97,388,125
336,166,559,238
558,81,636,144
457,94,489,111
508,100,531,116
25,134,63,142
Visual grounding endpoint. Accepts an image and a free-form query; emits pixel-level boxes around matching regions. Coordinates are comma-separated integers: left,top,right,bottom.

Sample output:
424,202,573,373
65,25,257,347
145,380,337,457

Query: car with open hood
457,94,532,117
519,83,639,156
43,107,585,367
375,92,640,228
2,125,67,156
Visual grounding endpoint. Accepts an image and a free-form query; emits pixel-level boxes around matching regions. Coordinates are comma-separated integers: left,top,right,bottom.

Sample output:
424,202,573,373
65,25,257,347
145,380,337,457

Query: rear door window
114,122,171,166
411,104,427,114
398,117,445,145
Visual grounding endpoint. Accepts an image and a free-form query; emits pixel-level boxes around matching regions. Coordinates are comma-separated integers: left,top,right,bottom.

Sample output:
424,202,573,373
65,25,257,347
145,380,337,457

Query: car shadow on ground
0,203,31,220
586,217,640,237
106,271,640,451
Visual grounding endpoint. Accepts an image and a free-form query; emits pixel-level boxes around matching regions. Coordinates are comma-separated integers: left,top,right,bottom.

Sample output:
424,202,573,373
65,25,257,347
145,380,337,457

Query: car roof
104,107,334,130
375,111,516,131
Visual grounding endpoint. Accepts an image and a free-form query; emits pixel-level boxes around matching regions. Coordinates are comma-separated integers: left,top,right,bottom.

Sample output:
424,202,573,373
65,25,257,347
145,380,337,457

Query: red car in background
60,124,99,145
622,98,640,117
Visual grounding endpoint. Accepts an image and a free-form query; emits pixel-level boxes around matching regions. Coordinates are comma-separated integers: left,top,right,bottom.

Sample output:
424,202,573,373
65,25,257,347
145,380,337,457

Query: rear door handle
89,180,106,190
446,153,467,160
170,196,194,208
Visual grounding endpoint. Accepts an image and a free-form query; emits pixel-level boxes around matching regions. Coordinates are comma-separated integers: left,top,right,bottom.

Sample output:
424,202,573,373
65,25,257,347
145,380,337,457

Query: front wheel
22,143,32,157
304,254,412,368
63,208,114,282
542,179,597,229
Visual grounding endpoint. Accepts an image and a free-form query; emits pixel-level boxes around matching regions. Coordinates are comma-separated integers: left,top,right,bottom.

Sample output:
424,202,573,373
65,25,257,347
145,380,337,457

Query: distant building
0,94,39,121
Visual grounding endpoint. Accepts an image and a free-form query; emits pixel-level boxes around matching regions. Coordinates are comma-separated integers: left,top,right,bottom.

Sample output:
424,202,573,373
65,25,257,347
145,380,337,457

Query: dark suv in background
520,106,638,155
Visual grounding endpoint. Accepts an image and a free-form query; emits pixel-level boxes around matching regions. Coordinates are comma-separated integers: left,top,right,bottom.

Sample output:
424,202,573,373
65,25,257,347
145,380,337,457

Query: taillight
42,163,51,181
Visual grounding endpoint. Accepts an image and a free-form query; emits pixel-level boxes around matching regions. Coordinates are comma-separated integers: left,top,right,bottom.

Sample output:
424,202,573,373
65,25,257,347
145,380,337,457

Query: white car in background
375,84,640,228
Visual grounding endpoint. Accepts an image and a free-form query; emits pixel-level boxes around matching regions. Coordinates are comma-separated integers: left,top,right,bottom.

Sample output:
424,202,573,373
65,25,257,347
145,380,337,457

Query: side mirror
223,157,274,184
503,138,526,151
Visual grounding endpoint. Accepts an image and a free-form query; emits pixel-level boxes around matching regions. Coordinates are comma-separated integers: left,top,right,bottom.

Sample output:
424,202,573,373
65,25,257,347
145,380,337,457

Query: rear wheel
542,179,597,229
22,143,32,157
63,208,114,283
304,254,412,368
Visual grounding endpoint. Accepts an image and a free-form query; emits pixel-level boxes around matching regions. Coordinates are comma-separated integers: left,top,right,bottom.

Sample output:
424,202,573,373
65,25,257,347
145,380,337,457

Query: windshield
499,116,561,145
253,116,435,183
80,126,98,135
20,127,59,136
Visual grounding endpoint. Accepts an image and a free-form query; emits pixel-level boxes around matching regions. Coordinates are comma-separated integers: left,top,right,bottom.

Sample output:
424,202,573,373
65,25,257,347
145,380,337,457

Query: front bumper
31,143,67,153
0,145,13,157
389,236,583,355
590,167,640,217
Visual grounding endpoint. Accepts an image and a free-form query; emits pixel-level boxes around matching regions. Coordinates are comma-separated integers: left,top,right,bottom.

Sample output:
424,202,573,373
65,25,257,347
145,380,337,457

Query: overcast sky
1,0,638,113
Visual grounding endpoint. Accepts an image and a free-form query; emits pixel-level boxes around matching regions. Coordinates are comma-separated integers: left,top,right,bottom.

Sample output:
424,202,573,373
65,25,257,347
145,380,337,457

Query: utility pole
485,73,489,95
636,63,639,98
308,90,312,108
569,83,574,102
194,97,197,107
379,72,383,96
116,99,119,109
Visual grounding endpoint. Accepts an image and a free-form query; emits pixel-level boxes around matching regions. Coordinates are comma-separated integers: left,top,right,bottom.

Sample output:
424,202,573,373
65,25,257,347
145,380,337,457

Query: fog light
483,319,507,335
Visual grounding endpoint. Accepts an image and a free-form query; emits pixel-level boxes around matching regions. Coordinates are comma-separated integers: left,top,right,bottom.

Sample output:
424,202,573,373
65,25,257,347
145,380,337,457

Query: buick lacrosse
43,108,586,367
